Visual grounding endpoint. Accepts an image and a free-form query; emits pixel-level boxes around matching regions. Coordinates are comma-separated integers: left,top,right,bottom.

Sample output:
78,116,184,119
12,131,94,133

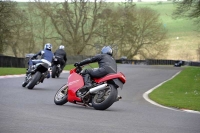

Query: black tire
56,67,62,78
51,66,57,78
54,84,68,105
92,84,118,110
27,71,41,89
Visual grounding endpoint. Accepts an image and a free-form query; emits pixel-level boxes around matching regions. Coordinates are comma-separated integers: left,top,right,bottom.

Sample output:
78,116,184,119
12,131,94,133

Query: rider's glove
74,62,80,67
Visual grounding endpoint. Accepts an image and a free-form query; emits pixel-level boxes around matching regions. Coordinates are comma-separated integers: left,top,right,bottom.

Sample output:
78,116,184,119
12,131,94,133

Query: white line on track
143,71,200,114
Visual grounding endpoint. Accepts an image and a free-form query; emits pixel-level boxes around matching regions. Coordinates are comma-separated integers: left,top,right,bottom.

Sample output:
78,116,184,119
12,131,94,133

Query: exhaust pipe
89,83,107,94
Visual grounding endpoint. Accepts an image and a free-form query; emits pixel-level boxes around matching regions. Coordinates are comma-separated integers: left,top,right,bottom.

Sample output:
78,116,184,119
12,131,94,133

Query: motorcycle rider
27,43,54,78
53,45,67,71
74,46,117,96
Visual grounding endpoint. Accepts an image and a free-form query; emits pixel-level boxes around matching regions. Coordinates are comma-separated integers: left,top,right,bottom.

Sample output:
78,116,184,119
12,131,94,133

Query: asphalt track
0,65,200,133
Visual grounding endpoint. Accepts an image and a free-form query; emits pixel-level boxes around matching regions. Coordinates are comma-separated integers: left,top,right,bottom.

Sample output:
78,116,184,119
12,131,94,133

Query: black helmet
101,46,113,56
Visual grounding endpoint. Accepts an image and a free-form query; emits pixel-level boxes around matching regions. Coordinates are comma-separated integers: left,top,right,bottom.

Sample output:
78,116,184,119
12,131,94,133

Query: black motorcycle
51,56,63,78
22,60,50,89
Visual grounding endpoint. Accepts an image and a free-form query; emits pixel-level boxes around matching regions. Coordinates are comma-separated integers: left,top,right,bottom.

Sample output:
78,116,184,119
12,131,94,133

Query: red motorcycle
54,65,126,110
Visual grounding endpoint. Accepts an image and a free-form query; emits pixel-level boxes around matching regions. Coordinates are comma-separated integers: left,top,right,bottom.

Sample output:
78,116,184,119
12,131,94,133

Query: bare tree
34,0,107,55
95,3,136,57
99,4,168,59
94,7,123,52
0,1,36,57
0,0,17,54
7,9,30,57
27,2,57,50
124,7,167,59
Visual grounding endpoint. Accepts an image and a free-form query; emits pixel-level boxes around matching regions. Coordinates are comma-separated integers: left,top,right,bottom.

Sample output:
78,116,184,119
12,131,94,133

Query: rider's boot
78,73,93,96
81,83,92,94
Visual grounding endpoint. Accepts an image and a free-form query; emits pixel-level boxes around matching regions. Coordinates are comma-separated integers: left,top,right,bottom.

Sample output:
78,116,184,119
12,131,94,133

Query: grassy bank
149,66,200,111
0,63,98,76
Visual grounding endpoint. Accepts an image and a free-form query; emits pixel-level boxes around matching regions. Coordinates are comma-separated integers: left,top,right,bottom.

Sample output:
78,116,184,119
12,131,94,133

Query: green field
136,2,196,36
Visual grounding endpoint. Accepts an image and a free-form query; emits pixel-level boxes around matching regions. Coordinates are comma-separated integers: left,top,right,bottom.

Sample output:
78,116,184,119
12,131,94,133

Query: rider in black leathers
53,45,67,71
74,46,117,95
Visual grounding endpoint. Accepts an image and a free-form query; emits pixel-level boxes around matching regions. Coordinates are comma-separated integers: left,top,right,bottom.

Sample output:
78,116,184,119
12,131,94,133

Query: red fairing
94,72,126,83
67,73,84,102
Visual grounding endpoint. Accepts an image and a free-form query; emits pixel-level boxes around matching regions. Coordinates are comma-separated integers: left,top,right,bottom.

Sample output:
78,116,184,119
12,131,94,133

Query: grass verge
0,67,26,75
149,66,200,111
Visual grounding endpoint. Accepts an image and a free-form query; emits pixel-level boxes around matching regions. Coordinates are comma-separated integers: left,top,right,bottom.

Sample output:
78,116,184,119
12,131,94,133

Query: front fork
25,73,32,83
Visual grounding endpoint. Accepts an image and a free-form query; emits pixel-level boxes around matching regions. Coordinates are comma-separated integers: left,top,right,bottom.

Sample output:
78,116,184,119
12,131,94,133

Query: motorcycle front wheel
92,84,118,110
54,84,68,105
22,81,28,87
22,73,31,87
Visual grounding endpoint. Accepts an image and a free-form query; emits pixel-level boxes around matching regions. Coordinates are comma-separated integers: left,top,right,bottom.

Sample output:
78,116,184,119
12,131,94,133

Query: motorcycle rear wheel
54,84,68,105
56,71,61,78
27,71,41,89
92,84,118,110
51,66,57,78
